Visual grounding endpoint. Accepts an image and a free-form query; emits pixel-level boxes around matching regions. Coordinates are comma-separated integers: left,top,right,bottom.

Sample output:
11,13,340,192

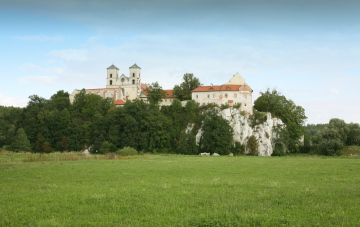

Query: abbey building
70,64,252,113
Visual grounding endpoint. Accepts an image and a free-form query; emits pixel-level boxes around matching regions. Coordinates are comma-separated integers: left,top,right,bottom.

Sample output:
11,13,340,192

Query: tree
201,110,233,155
318,127,344,156
254,88,307,152
173,73,201,101
8,128,31,152
49,90,70,111
144,82,166,106
347,123,360,145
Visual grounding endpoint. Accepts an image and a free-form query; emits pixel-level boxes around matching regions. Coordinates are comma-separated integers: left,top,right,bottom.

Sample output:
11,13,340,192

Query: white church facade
70,64,252,113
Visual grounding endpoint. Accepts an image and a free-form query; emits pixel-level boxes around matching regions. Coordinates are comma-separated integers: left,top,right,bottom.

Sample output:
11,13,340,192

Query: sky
0,0,359,124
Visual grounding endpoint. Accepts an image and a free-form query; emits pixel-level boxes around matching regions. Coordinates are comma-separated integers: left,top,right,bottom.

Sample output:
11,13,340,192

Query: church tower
106,64,119,88
129,63,141,98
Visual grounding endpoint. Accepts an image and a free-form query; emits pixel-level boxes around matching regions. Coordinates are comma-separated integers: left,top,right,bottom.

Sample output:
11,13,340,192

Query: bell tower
106,64,119,88
129,63,141,98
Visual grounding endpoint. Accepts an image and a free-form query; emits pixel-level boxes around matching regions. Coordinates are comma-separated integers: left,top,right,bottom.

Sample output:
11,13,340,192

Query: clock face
121,78,125,82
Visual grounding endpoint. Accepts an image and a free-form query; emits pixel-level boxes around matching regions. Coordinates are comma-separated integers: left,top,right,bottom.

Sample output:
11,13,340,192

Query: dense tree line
305,119,360,155
0,88,235,155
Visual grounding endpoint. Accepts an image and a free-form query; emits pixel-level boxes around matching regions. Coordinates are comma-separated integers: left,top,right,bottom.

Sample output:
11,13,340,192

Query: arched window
110,74,112,78
132,80,135,84
110,80,112,85
133,73,135,77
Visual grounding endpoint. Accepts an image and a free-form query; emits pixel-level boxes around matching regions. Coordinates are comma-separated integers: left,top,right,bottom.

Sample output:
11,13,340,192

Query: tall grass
0,150,148,163
1,155,359,226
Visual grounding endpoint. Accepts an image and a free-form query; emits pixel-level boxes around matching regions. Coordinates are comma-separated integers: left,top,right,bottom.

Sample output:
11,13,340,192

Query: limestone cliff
195,108,284,156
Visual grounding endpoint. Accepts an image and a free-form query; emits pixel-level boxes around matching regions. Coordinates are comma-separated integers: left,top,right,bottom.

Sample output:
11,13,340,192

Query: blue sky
0,0,359,124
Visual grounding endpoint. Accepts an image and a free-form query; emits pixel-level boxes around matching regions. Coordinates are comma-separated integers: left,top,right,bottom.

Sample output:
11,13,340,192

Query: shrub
177,132,198,155
99,141,116,154
220,103,230,110
233,103,242,109
232,141,243,155
240,111,246,116
116,147,138,156
246,135,259,155
272,143,286,156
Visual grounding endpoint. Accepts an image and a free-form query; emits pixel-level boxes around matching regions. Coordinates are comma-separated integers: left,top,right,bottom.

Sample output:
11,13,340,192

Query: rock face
195,108,284,156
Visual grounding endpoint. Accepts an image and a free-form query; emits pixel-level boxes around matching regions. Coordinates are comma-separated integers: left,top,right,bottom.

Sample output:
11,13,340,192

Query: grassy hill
1,154,359,226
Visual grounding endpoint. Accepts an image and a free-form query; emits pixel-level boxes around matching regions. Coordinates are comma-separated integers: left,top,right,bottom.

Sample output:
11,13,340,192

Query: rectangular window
213,94,215,98
207,94,210,98
196,95,198,99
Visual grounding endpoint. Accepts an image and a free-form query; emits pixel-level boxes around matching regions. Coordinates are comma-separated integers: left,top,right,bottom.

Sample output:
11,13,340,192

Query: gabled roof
164,90,175,98
192,85,242,92
107,64,119,70
114,100,125,105
141,83,148,90
129,63,141,69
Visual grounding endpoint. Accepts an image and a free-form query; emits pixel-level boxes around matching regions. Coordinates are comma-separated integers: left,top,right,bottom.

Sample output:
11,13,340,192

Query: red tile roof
164,90,175,98
141,83,148,90
228,100,233,103
114,100,125,105
192,85,242,92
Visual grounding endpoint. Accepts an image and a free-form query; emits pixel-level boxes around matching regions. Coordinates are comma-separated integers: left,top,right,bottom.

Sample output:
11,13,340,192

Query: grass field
1,153,360,226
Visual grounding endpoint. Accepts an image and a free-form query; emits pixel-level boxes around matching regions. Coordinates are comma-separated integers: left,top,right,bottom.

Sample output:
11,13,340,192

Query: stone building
69,63,175,106
70,65,252,112
191,73,253,114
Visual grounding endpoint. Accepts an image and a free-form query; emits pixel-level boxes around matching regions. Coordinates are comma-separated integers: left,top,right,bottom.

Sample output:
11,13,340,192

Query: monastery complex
70,63,253,114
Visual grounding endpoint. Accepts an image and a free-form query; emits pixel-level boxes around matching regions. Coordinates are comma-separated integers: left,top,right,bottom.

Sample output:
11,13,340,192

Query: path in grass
1,155,359,226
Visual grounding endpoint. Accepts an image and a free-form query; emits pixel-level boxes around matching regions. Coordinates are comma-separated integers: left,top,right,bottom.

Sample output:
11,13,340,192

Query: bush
272,143,286,156
220,103,230,110
246,135,259,155
233,103,242,109
177,132,198,155
232,141,243,155
99,141,116,154
116,147,138,156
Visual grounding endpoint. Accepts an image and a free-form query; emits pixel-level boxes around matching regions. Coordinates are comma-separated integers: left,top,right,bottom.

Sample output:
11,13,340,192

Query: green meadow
1,154,360,226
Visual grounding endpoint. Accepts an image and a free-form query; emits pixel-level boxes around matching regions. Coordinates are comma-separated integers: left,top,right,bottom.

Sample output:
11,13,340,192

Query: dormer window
226,87,230,90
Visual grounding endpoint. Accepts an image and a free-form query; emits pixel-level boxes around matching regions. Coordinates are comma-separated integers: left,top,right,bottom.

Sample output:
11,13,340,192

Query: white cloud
330,88,340,94
18,75,59,86
50,49,89,62
13,35,64,42
0,94,27,107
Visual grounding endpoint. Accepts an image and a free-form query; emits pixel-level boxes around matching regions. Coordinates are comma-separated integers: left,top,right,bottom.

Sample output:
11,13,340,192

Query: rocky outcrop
195,108,284,156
